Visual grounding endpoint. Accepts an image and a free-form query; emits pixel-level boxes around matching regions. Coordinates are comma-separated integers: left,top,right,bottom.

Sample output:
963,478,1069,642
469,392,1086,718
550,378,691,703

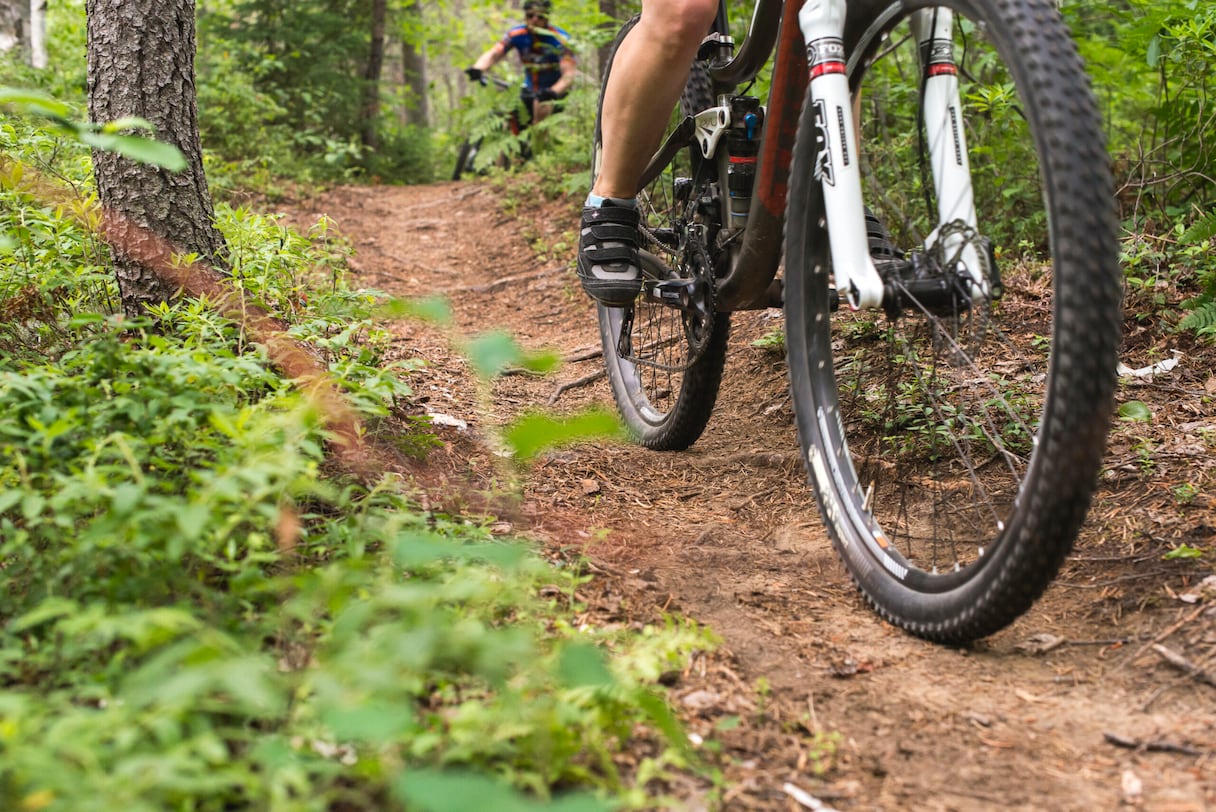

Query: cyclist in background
465,0,576,128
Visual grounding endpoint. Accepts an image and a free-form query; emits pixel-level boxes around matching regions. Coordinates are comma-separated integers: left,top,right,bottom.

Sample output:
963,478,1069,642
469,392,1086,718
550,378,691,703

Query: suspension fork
799,0,883,309
911,8,986,298
800,3,989,308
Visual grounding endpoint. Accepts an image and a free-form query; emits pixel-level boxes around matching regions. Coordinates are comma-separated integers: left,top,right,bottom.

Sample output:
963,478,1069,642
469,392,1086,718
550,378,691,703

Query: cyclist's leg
591,0,717,200
533,94,562,124
518,89,537,129
580,0,717,307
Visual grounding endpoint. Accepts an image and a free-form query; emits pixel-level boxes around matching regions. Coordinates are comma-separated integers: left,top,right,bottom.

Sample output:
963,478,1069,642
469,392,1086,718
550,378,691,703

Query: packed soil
275,175,1216,811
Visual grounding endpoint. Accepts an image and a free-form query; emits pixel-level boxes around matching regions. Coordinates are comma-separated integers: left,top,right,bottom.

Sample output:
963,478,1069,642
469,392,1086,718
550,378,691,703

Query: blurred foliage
1065,0,1216,334
4,0,1214,805
0,113,713,809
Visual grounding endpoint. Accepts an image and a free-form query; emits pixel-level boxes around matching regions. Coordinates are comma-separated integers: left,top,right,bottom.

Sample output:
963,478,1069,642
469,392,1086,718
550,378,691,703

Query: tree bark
29,0,45,68
0,0,29,61
597,0,622,81
361,0,387,149
87,0,227,316
401,1,429,128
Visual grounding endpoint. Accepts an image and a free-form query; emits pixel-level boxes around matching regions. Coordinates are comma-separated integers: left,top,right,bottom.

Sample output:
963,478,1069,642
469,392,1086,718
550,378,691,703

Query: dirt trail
280,179,1216,811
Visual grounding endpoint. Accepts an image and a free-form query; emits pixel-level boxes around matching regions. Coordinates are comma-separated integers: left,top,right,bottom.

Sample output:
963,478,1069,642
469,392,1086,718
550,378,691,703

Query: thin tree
598,0,621,80
29,0,44,68
361,0,388,149
87,0,227,315
401,0,429,127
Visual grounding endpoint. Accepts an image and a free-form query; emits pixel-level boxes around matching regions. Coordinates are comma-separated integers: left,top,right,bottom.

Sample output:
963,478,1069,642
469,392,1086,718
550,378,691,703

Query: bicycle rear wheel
452,138,479,181
592,17,729,451
785,0,1122,642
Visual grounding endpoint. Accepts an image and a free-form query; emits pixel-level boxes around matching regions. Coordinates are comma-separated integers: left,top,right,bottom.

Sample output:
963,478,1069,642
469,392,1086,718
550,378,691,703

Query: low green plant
1173,482,1199,505
1175,211,1216,338
751,329,786,352
1163,543,1204,560
0,120,715,811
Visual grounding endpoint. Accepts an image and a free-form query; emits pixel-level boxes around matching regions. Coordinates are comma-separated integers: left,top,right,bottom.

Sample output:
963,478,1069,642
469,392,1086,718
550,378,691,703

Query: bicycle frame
639,0,983,311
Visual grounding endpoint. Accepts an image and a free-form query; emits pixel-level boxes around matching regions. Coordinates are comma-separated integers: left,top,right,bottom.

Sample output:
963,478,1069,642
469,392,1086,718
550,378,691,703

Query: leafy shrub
0,117,713,811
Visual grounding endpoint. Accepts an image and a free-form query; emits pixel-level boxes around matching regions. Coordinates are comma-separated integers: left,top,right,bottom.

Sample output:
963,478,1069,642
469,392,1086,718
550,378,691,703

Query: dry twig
1151,643,1216,688
547,369,606,405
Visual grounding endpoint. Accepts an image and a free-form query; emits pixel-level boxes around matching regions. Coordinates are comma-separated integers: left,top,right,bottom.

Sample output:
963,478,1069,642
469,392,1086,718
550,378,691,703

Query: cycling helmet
523,0,551,15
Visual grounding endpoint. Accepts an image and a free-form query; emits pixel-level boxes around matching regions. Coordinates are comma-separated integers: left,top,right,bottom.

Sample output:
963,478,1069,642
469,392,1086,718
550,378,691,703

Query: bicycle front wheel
592,17,729,451
785,0,1122,642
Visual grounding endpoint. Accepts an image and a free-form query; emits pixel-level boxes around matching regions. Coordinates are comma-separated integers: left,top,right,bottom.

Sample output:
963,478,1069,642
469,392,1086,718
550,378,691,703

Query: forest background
0,0,1214,810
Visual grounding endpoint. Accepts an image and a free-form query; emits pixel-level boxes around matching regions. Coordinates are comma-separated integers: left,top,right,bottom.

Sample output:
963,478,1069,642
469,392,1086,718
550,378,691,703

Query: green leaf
1117,400,1152,422
394,770,607,812
0,489,22,514
79,131,187,171
1180,211,1216,244
0,86,72,118
1163,544,1203,560
100,116,155,134
502,408,623,462
633,689,690,754
1146,34,1161,68
377,295,452,324
522,349,562,375
391,530,528,568
466,330,525,379
558,642,615,688
463,332,559,379
323,703,413,742
8,597,79,633
714,715,741,731
66,312,107,329
20,492,45,521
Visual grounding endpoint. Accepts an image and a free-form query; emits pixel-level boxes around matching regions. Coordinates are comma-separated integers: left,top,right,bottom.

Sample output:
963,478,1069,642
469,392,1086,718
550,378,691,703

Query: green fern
1178,297,1216,335
1181,210,1216,245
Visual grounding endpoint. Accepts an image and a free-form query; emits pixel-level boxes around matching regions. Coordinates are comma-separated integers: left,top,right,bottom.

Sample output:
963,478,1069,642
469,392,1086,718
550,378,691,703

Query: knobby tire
593,17,730,451
785,0,1122,642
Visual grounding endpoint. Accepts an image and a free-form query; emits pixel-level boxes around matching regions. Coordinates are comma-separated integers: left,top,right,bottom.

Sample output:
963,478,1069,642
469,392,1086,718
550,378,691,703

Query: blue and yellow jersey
498,24,574,92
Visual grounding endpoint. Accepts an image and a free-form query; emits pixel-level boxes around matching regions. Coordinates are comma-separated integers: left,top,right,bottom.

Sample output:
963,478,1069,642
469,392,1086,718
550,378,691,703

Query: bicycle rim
593,17,729,451
785,0,1122,642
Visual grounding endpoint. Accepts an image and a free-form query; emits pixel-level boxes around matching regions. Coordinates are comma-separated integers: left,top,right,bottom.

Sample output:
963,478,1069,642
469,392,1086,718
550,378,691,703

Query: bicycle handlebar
470,74,514,91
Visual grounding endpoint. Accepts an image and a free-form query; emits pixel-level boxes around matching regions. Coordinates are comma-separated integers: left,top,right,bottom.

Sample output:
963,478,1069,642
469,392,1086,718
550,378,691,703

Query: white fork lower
800,2,987,307
911,8,986,299
799,0,883,309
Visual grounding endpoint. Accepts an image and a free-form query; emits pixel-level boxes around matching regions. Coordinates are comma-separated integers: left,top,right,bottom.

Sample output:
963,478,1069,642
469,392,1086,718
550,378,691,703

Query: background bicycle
591,0,1121,643
451,75,532,180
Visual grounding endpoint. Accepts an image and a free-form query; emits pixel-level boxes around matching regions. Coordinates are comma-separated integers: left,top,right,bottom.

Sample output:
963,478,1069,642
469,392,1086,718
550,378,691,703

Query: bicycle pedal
645,278,709,315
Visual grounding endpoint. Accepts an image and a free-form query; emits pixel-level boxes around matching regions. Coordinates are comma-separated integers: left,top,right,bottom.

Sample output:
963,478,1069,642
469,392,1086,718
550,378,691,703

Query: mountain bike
452,76,532,180
591,0,1122,643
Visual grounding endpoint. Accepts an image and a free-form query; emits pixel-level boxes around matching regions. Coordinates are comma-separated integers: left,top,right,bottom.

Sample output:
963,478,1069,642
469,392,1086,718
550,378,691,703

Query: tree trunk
361,0,387,149
29,0,45,68
401,1,428,128
597,0,622,81
87,0,227,316
0,0,29,62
